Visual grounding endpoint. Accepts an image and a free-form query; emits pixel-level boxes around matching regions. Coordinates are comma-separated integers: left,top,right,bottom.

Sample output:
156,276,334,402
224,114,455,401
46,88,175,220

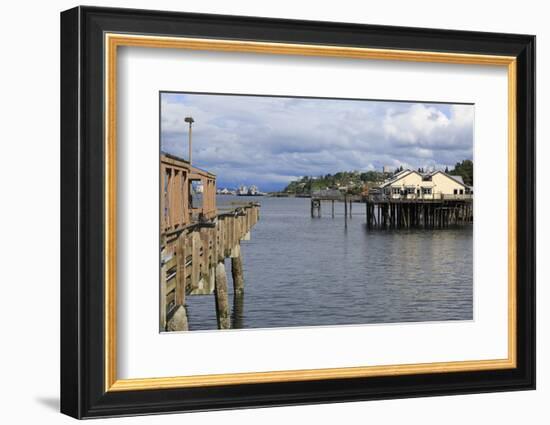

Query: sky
160,92,474,192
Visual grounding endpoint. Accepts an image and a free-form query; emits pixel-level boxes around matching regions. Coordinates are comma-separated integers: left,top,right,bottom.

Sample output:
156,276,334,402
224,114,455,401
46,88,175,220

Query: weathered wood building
160,154,260,332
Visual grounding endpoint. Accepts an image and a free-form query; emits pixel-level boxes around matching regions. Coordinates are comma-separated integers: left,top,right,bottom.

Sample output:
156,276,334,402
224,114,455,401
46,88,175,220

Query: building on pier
377,169,473,200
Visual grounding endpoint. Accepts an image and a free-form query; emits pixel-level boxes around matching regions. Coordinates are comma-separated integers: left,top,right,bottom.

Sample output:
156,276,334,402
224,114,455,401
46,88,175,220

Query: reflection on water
185,196,473,331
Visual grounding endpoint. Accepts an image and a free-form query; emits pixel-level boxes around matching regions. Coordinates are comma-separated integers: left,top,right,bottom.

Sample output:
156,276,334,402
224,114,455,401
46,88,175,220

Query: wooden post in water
214,261,231,329
310,199,321,218
231,244,244,296
332,200,335,218
344,195,348,228
232,292,244,329
349,198,353,218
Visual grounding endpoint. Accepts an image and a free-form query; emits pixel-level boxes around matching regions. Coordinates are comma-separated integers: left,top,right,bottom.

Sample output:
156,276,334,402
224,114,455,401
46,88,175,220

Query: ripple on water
185,196,473,331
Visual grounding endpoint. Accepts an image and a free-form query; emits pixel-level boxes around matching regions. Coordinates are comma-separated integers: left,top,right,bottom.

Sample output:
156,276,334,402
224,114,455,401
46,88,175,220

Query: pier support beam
166,305,189,332
231,244,244,295
344,196,348,228
214,261,231,329
310,199,321,218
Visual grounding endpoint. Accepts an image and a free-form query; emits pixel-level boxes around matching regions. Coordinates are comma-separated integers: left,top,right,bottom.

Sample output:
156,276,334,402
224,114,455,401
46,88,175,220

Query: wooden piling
231,244,244,295
332,200,335,218
310,199,321,218
166,305,189,332
344,195,348,228
214,261,231,329
232,293,244,329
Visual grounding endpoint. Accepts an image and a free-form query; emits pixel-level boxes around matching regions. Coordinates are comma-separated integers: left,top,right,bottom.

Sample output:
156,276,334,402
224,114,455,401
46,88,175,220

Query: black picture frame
61,5,535,419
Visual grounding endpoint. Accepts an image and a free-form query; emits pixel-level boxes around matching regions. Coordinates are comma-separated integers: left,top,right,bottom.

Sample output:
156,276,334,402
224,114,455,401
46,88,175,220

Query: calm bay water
186,196,473,330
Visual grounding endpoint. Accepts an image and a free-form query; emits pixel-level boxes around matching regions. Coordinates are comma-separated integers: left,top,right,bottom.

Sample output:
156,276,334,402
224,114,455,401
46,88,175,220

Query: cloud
161,93,473,191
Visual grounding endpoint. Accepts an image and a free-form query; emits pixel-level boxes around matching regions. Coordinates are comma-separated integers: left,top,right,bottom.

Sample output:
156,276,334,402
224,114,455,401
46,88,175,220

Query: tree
445,166,449,173
360,171,384,182
450,159,473,186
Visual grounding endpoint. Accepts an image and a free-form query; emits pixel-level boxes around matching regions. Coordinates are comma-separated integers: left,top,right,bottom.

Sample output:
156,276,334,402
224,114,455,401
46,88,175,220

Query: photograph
159,92,475,332
57,5,536,418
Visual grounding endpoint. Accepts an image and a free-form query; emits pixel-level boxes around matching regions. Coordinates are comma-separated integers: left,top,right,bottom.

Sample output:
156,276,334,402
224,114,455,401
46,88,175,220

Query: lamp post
184,116,194,165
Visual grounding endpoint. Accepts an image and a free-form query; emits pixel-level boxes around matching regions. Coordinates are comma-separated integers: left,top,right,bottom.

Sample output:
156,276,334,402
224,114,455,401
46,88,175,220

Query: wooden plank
175,234,185,306
164,255,177,270
191,232,200,291
166,277,176,294
166,289,176,309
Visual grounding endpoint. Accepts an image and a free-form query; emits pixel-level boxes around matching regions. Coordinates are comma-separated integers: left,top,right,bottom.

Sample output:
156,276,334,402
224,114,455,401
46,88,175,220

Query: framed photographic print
60,6,536,419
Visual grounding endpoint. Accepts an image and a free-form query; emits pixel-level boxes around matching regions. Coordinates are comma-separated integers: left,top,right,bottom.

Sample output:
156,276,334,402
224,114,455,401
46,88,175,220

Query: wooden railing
161,154,217,233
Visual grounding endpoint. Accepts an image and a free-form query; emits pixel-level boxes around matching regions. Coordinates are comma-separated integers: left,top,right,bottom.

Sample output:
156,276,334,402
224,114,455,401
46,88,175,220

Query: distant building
361,181,381,196
312,188,341,198
377,169,473,199
249,185,259,195
236,184,265,196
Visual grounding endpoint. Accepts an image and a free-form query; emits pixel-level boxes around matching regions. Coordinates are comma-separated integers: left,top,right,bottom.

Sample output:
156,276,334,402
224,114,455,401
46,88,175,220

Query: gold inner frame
104,33,517,392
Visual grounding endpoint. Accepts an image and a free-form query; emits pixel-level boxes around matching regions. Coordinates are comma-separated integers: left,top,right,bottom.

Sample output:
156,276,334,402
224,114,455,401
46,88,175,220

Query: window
421,187,432,195
459,189,464,195
454,189,458,195
406,187,415,194
392,187,400,195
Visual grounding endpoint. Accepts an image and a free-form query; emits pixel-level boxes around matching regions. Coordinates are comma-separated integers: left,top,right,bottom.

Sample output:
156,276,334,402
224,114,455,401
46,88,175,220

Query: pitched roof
449,175,465,184
430,170,467,187
379,169,423,188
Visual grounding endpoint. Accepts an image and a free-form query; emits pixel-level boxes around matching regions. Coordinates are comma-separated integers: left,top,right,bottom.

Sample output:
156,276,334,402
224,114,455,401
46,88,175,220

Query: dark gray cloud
161,93,473,191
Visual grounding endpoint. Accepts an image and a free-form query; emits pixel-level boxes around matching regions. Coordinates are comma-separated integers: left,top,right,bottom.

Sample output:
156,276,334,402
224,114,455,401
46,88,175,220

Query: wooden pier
311,189,472,230
311,191,361,227
365,196,473,229
160,154,260,332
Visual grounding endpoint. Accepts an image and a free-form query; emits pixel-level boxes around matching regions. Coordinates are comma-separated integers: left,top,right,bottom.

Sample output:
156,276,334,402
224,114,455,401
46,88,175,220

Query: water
186,196,473,331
